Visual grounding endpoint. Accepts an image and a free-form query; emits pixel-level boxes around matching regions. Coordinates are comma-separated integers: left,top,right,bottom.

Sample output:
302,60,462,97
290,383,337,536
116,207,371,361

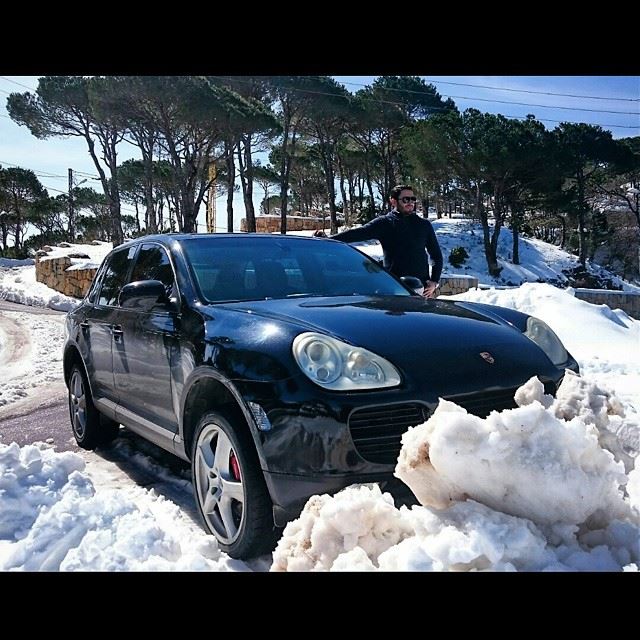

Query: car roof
125,233,321,243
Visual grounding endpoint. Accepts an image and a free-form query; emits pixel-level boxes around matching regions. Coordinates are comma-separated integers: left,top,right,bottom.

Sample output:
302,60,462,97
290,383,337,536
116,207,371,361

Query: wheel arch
181,369,263,466
63,344,88,388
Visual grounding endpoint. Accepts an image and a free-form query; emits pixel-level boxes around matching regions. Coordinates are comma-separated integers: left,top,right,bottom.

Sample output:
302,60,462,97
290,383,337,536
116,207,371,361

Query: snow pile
272,372,639,571
0,442,84,541
396,374,629,527
270,485,412,572
0,265,79,311
0,441,238,571
628,458,640,514
0,241,111,310
376,500,554,571
0,311,65,408
537,370,633,472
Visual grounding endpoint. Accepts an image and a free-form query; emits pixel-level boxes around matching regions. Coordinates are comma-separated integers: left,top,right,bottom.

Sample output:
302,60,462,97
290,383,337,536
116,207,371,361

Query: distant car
63,234,578,558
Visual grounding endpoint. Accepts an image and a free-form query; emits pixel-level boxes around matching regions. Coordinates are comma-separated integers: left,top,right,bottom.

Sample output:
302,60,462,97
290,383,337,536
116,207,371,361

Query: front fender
179,367,270,468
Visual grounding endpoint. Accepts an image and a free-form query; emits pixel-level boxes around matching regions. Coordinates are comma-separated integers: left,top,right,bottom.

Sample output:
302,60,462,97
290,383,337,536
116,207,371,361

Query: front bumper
237,358,576,513
264,469,417,526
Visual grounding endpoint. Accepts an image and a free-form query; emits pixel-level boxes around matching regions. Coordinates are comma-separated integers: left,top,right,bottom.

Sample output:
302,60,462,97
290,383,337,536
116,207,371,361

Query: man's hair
390,184,413,200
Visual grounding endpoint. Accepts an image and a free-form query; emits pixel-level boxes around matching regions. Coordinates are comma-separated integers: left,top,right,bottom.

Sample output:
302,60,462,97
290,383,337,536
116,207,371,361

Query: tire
191,411,276,559
68,364,119,449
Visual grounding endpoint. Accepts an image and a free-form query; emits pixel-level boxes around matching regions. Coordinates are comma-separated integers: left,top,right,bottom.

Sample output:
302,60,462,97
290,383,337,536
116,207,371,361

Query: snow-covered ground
0,310,65,410
0,221,638,571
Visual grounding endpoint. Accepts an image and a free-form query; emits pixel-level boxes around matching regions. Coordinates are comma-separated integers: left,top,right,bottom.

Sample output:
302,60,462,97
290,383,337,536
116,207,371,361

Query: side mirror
400,276,424,296
119,279,171,310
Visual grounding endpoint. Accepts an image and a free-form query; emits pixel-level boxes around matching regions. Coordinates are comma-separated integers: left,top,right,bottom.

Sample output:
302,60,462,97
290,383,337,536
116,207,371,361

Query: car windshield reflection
181,236,411,303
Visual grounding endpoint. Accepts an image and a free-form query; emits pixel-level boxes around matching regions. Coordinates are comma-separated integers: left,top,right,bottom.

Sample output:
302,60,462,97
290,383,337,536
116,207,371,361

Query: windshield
181,236,411,303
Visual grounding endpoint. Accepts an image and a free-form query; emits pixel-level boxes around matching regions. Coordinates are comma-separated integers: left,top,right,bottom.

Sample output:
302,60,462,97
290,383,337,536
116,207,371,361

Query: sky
0,218,638,570
1,75,638,233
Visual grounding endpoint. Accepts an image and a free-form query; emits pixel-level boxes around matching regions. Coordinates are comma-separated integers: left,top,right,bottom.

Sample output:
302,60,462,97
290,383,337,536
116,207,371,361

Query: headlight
292,332,401,390
524,317,568,366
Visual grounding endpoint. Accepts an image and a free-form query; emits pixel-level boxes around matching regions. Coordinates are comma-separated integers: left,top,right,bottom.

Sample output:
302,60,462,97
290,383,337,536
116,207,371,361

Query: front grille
443,388,518,417
348,381,557,465
349,403,429,465
444,380,557,418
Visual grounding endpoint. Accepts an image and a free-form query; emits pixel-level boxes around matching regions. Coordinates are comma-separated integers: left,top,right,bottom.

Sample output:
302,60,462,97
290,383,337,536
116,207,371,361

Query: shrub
448,246,469,268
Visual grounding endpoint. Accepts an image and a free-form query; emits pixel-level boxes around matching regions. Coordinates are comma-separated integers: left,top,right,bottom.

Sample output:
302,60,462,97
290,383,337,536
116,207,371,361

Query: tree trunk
144,165,156,234
224,141,236,233
237,136,256,233
577,169,588,267
476,185,501,277
157,200,164,231
511,209,520,265
365,169,376,217
336,153,349,227
141,132,157,234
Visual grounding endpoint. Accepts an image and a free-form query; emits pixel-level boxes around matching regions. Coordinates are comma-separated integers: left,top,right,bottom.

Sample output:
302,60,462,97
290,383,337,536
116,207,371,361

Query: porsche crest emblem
479,351,495,364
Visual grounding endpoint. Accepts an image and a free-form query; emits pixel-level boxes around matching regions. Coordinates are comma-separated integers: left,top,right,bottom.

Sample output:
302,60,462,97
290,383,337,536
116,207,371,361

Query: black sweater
332,211,443,284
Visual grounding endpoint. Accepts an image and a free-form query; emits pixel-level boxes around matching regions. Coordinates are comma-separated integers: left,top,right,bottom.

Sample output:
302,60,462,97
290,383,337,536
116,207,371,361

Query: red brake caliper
230,452,241,481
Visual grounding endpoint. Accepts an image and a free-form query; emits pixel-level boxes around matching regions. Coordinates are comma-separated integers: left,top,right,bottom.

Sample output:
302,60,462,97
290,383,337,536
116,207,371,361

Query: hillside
351,215,640,292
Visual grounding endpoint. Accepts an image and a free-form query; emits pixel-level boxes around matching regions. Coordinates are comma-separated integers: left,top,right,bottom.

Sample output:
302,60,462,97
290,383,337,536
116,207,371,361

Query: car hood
218,295,554,392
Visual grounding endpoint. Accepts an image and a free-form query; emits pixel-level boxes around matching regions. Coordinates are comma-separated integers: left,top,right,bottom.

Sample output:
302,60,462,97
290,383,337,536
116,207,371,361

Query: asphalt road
0,299,67,315
0,395,79,450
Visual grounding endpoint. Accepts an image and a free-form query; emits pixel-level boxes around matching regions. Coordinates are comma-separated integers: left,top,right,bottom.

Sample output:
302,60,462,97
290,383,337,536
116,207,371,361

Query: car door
112,242,180,434
80,245,137,413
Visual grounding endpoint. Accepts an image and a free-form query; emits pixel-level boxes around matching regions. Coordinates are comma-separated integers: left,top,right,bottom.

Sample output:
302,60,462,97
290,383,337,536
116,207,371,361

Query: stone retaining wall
438,275,479,296
35,254,97,299
241,216,325,233
574,288,640,320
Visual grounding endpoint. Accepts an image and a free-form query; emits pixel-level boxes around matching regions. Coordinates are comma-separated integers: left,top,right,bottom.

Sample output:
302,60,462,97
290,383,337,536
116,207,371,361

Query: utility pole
68,168,75,241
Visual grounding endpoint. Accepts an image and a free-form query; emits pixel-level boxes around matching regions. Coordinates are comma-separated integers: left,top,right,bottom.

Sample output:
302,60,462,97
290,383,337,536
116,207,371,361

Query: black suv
64,234,578,558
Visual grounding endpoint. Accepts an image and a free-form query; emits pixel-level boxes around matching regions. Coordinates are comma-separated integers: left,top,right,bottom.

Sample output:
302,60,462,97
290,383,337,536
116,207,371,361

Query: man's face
393,190,417,215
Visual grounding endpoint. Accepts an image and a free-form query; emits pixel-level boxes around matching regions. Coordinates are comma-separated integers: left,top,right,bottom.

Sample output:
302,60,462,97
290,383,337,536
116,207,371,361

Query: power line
437,92,638,115
26,181,140,215
336,77,640,103
73,169,101,179
425,78,640,102
0,76,38,91
0,159,91,179
313,76,639,114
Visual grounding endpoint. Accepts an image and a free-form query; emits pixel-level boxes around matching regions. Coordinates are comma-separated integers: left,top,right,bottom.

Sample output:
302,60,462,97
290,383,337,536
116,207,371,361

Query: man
314,184,443,298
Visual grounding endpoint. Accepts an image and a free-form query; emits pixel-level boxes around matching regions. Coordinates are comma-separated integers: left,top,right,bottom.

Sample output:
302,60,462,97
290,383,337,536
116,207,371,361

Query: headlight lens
524,317,568,366
292,332,401,390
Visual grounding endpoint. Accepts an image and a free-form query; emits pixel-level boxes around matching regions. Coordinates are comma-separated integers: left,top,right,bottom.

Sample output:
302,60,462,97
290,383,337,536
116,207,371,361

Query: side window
97,246,137,307
86,260,109,304
130,244,176,299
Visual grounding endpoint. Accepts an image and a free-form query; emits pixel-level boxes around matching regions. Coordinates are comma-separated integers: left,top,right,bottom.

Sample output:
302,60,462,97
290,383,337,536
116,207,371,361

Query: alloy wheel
194,423,245,545
69,369,87,440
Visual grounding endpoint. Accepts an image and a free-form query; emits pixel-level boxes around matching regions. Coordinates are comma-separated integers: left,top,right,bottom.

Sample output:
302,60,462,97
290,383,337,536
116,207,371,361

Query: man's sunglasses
400,196,417,203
